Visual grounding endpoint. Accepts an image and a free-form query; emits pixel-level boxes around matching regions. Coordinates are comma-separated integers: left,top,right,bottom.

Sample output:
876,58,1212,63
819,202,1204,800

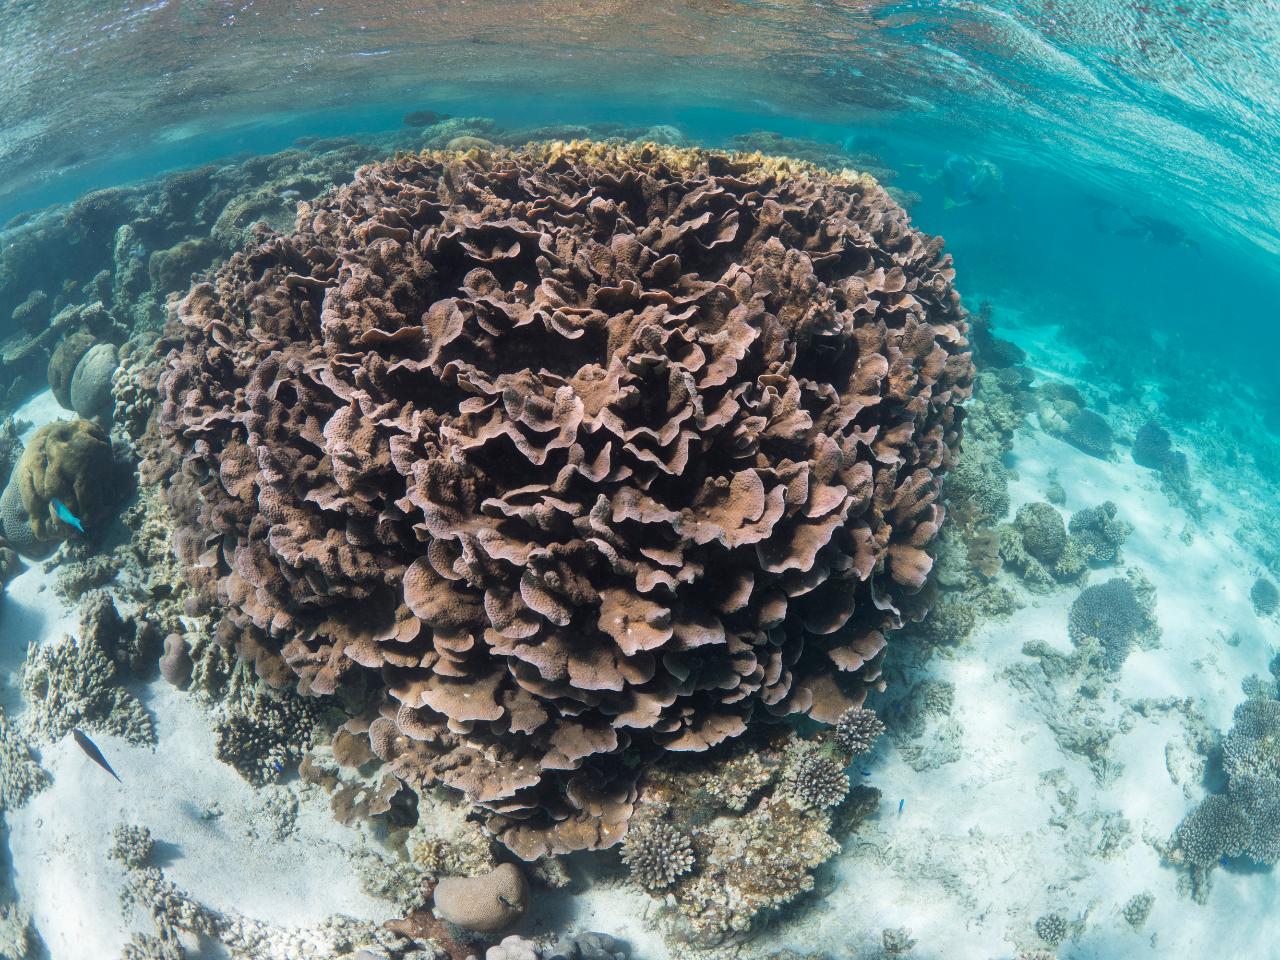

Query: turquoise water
1,3,1280,959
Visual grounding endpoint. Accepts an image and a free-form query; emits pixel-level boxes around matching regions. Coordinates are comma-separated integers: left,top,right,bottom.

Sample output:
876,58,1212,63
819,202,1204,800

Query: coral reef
620,819,696,891
0,708,49,810
1064,408,1113,459
1122,892,1154,929
1170,694,1280,891
1132,420,1174,470
432,863,528,933
160,633,195,688
622,727,878,947
781,747,850,809
832,704,886,755
1067,573,1160,671
69,341,120,418
146,141,973,857
1067,502,1131,565
1034,913,1067,946
1014,502,1067,565
12,417,121,544
213,688,324,785
544,933,627,960
20,593,155,744
108,824,156,869
1251,576,1279,616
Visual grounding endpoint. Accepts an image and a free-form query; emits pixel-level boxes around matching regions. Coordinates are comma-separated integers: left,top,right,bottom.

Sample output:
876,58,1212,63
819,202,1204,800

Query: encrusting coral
145,141,973,858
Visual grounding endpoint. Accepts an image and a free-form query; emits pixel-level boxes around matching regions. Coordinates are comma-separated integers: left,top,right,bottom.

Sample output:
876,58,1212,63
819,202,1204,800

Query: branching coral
146,141,973,857
0,708,48,810
621,819,696,891
1172,695,1280,881
21,593,155,744
781,748,849,810
1068,502,1131,565
214,689,324,785
832,704,885,755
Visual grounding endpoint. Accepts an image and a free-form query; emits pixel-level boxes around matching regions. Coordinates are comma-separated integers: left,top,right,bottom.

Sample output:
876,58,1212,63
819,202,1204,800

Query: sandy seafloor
2,300,1277,960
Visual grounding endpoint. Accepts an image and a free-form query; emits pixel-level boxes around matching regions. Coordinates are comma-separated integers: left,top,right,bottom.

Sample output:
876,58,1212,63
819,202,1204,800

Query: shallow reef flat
0,123,1278,960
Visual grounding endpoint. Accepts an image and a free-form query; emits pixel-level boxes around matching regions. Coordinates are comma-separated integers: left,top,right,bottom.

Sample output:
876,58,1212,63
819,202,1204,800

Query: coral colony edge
0,114,1275,960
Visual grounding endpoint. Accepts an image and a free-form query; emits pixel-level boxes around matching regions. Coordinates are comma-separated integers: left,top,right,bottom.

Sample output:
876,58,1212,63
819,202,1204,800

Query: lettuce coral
147,141,973,858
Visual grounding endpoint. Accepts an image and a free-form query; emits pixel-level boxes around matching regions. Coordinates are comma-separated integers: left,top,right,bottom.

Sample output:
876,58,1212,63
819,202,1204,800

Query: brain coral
148,142,973,858
16,418,117,542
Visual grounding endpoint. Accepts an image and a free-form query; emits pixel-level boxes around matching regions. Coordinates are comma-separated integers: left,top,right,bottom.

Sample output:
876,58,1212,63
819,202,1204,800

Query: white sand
7,682,387,960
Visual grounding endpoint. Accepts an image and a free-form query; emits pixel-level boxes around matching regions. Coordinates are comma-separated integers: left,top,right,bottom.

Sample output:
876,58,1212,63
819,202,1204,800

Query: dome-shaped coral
15,418,116,542
147,142,973,858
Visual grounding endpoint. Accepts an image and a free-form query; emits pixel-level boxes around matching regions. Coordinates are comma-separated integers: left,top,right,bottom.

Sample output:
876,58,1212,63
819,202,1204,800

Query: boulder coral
147,141,973,858
13,418,117,543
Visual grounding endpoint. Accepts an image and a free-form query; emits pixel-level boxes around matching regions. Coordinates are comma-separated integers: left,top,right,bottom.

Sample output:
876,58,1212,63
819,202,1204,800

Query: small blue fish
898,798,905,815
51,498,85,534
860,769,872,777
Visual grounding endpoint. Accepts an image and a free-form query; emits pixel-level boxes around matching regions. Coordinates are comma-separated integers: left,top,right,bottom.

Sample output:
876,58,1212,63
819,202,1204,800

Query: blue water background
2,0,1277,387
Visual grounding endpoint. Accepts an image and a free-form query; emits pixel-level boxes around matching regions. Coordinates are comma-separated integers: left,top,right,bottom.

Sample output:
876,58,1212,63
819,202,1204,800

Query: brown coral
16,418,117,542
147,142,972,859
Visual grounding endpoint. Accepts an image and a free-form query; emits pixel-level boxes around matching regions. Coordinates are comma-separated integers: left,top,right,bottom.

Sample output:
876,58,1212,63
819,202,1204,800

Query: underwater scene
1,2,1279,959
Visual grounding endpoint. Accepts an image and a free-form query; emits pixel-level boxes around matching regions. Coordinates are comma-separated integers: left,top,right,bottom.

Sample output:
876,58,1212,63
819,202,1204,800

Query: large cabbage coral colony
145,141,973,859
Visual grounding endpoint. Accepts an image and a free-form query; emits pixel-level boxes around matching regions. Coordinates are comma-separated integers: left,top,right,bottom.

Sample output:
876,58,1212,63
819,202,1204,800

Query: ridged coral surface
148,141,973,857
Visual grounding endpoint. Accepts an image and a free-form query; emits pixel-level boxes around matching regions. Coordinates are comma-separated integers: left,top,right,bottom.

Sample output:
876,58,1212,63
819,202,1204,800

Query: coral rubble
145,141,973,857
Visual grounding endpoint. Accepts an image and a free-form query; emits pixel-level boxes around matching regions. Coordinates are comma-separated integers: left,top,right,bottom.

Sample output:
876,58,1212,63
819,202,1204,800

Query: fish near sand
51,498,85,535
72,728,120,782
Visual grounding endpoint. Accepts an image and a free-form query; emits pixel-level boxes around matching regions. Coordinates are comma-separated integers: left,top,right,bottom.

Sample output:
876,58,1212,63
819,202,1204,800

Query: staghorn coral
147,141,973,858
620,819,696,891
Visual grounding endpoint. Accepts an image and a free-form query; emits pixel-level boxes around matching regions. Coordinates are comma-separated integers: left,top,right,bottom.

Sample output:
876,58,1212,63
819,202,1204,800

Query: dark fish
72,728,121,782
898,798,905,815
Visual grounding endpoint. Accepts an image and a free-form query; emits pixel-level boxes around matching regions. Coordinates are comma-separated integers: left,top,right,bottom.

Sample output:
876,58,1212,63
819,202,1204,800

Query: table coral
147,141,973,858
